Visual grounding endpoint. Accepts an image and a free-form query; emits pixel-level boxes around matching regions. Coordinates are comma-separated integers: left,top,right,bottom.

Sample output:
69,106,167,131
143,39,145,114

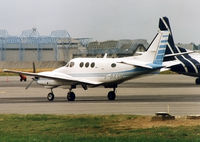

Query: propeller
33,62,36,73
25,79,34,90
25,62,38,90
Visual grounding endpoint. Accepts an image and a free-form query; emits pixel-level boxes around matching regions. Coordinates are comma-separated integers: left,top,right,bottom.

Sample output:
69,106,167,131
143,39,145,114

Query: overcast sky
0,0,199,43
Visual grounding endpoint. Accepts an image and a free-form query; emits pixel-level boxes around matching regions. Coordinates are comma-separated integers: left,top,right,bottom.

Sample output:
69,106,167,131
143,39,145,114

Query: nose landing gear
107,88,116,100
67,86,76,101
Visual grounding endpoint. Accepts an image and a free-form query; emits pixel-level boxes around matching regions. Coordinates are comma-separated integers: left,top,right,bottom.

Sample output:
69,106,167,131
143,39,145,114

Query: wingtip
2,69,8,72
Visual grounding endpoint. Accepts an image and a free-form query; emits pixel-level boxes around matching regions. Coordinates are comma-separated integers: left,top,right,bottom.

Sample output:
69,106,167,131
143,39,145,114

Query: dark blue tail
159,17,199,74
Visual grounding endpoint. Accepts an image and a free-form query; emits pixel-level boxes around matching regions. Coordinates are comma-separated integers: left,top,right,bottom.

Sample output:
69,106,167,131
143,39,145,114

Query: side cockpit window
66,61,75,67
70,62,75,67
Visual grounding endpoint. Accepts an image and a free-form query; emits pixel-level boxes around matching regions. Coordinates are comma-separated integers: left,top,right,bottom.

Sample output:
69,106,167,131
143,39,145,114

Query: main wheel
67,92,76,101
196,78,200,85
47,93,54,101
107,91,116,100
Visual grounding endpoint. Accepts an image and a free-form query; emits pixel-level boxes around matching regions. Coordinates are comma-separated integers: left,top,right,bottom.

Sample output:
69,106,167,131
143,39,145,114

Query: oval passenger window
111,63,116,68
85,62,89,68
91,62,95,68
80,62,84,68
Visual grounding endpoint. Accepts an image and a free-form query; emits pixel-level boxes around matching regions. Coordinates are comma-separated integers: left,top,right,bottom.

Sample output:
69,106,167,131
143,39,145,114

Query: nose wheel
67,92,76,101
47,92,54,101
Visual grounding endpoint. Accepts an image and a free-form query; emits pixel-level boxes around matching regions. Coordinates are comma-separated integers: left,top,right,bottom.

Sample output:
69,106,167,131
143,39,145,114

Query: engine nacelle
37,79,60,86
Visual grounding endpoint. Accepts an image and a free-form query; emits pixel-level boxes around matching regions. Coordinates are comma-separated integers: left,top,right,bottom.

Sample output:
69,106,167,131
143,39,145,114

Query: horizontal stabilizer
118,61,164,69
165,51,194,57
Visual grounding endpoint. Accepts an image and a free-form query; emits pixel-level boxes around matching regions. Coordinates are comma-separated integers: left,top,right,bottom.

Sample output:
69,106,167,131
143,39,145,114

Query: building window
111,63,116,68
80,62,84,68
91,62,95,68
70,62,75,67
85,62,89,68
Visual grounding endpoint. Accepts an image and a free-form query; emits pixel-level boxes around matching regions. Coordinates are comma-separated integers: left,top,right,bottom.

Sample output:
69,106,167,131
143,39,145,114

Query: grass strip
0,114,199,141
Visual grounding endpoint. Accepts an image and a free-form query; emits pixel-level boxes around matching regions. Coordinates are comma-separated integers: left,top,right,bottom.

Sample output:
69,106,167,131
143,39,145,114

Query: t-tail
138,30,169,69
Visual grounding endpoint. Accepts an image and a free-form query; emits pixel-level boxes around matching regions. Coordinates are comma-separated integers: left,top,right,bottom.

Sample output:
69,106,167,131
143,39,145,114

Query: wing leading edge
3,69,102,85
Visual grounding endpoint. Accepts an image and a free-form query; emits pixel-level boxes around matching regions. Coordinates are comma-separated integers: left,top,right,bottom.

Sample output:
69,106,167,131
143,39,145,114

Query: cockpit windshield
65,62,70,67
65,61,75,67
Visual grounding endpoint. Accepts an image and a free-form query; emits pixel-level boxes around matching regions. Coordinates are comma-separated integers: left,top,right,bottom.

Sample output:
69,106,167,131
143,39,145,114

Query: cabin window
70,62,75,67
91,62,95,68
85,62,89,68
111,63,116,68
80,62,84,68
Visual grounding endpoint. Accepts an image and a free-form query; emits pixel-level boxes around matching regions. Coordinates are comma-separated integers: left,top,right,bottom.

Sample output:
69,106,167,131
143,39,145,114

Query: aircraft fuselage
36,57,155,88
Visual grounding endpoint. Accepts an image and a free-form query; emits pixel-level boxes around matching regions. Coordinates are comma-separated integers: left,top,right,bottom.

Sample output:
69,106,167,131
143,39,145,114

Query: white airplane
3,30,169,101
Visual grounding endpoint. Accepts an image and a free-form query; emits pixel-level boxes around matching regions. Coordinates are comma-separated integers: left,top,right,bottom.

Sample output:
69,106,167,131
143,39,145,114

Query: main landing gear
67,91,76,101
107,88,116,100
47,86,76,102
196,78,200,85
47,89,54,101
46,86,117,101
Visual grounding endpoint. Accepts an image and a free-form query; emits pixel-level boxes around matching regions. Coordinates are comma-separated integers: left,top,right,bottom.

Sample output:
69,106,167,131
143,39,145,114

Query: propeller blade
33,62,36,73
25,79,34,90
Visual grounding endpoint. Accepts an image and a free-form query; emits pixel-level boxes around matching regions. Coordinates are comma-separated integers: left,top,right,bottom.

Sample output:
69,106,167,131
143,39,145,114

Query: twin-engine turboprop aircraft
4,30,169,101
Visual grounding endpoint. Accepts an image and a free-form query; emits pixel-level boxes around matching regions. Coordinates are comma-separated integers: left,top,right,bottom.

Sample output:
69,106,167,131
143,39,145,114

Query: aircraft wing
3,69,102,85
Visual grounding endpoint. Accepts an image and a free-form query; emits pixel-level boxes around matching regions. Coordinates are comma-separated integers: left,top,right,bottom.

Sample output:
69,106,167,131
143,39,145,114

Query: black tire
20,79,22,82
107,91,116,100
24,78,27,82
47,93,54,101
67,92,76,101
196,78,200,85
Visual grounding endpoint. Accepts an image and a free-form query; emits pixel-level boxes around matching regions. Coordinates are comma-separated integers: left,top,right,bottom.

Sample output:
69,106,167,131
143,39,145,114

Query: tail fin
159,17,189,62
159,17,177,54
159,17,173,34
159,17,189,53
140,30,169,67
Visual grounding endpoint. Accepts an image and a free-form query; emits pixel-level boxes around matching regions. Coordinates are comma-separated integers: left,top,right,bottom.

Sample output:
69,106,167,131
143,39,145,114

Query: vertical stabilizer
139,31,169,67
159,17,179,54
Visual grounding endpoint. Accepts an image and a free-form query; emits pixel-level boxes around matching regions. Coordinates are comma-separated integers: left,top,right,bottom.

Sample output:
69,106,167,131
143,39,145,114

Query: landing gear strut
47,89,54,101
107,88,116,100
196,78,200,85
